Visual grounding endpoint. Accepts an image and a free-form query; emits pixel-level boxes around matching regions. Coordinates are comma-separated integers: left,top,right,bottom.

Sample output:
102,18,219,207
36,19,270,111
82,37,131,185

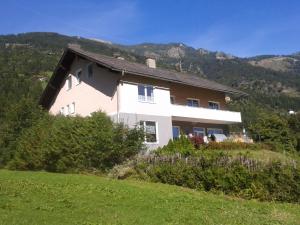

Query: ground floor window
193,127,205,137
140,121,158,143
207,128,223,135
172,126,180,139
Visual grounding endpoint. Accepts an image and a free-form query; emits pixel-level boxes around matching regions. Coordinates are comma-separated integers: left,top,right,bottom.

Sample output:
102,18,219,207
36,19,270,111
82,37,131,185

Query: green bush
137,155,300,203
10,112,145,172
249,112,296,152
156,135,195,156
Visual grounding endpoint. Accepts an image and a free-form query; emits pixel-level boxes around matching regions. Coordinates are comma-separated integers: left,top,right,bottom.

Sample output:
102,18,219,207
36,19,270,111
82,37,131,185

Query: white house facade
40,46,245,150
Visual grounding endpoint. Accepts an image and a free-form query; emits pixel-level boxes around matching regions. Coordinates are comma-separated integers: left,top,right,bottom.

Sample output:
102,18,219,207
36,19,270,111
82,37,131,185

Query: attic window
66,76,72,90
75,69,82,85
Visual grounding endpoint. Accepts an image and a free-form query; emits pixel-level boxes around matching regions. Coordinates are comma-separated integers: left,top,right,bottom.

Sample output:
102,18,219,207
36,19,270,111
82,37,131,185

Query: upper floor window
208,101,220,110
138,85,154,103
66,76,72,90
170,96,175,104
75,69,82,85
140,121,158,143
87,63,93,78
187,98,199,107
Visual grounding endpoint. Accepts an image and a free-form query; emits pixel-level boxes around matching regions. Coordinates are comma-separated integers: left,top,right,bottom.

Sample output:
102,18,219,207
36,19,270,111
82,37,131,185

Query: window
208,101,220,110
75,69,82,85
65,105,70,116
170,96,175,104
172,126,180,139
66,76,72,90
87,63,93,78
69,102,75,114
138,85,154,103
140,121,158,143
187,98,199,107
193,127,205,137
60,107,64,115
207,128,223,135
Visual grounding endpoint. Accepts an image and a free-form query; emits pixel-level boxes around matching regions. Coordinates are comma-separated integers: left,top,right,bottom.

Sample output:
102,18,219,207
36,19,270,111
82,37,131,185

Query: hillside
0,170,299,225
1,32,300,114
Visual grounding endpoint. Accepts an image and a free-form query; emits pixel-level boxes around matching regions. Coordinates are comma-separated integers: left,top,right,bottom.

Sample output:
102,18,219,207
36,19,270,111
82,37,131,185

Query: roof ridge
66,46,247,96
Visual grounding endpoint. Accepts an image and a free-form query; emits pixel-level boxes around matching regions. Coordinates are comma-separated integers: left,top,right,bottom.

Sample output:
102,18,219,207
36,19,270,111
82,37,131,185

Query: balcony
171,104,242,124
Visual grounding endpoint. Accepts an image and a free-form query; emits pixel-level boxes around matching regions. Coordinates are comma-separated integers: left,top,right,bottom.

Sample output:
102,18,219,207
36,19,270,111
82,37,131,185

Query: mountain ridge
1,32,300,111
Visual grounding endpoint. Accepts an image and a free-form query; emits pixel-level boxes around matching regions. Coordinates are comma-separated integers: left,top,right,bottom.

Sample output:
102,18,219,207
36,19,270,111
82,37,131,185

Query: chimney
146,58,156,68
113,52,124,60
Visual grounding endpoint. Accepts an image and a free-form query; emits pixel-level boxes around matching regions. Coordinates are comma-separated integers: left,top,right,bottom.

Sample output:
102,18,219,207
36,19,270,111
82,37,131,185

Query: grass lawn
0,170,299,225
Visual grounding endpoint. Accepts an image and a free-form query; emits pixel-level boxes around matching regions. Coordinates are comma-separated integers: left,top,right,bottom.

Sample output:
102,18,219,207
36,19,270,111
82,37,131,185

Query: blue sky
1,0,300,57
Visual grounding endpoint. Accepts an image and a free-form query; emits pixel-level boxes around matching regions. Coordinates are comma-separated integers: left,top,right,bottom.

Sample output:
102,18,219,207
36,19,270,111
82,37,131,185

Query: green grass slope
0,170,299,225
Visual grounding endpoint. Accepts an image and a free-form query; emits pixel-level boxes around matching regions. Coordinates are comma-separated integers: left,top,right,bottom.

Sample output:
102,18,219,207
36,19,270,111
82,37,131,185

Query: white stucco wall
118,81,172,116
49,58,119,116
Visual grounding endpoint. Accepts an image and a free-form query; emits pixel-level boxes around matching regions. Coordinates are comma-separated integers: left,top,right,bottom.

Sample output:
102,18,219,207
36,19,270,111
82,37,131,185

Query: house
40,46,245,150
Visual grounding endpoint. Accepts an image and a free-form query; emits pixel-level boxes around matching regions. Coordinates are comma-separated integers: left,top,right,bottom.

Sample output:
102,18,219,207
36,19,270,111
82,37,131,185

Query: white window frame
75,68,82,85
87,63,93,78
65,105,70,116
208,101,220,110
193,127,205,136
60,107,64,115
140,121,159,144
187,98,200,107
138,84,155,103
69,102,75,114
66,75,72,91
207,128,223,135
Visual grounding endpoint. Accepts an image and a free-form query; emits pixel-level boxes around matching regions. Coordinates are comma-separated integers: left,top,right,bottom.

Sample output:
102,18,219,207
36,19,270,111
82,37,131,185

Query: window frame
66,75,72,91
140,120,159,144
65,104,70,116
187,98,200,107
170,95,175,104
138,84,155,103
193,127,205,137
172,126,180,139
75,68,82,85
69,102,75,114
207,128,223,135
60,107,64,115
208,101,220,110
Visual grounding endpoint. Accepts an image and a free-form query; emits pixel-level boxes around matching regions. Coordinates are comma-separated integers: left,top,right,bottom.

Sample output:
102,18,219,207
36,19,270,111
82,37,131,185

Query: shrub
190,136,204,149
10,112,144,172
156,135,195,156
201,141,267,151
248,112,296,152
134,154,300,203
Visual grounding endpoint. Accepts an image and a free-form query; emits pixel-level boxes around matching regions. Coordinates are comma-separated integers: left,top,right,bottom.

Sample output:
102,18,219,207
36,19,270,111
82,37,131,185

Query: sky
1,0,300,57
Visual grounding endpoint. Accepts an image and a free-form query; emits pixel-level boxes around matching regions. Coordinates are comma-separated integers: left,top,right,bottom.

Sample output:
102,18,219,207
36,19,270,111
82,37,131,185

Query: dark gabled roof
39,46,247,109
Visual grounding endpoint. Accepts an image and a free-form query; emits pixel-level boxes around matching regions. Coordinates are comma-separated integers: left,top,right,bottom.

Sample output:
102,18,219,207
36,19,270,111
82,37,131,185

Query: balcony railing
171,104,242,124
